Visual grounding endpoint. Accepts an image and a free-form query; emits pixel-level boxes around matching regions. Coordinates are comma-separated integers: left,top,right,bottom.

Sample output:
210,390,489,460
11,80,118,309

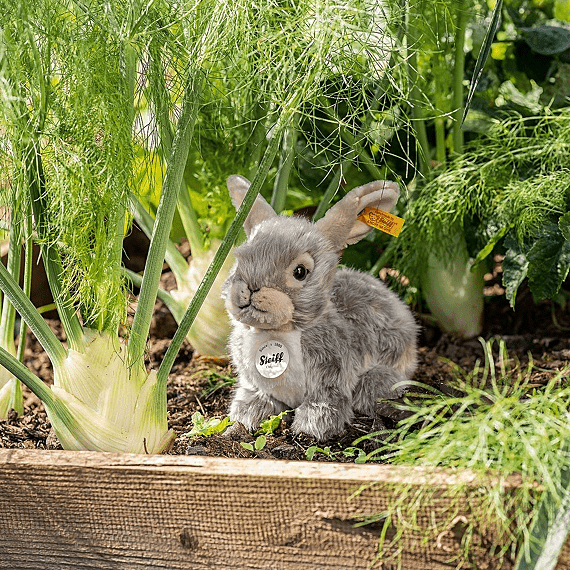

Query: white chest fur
235,325,306,408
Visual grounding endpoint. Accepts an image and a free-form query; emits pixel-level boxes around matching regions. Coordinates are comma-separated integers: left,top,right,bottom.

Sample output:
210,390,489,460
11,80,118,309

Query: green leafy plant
306,445,337,461
339,446,369,463
388,111,570,328
185,411,233,437
256,410,291,436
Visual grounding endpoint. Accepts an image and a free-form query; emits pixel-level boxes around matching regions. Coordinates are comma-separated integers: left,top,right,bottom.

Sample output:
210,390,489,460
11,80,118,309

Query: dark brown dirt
1,271,569,462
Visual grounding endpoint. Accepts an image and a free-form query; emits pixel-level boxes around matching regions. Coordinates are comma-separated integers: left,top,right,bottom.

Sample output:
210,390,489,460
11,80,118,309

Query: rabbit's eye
293,264,308,281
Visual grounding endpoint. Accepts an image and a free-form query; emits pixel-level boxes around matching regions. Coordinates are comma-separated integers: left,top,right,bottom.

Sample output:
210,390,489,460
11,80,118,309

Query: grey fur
222,176,418,441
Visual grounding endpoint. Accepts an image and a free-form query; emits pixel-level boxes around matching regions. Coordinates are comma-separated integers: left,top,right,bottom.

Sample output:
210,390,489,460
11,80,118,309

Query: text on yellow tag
357,207,405,237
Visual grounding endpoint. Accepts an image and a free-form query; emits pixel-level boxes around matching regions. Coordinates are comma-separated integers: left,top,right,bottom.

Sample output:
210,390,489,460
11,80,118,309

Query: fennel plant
0,0,239,452
380,0,496,337
387,111,570,322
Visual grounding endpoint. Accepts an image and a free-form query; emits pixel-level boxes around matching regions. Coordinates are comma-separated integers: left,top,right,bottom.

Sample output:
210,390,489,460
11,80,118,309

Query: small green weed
306,445,367,463
198,370,235,399
256,410,291,435
241,435,267,452
184,411,233,437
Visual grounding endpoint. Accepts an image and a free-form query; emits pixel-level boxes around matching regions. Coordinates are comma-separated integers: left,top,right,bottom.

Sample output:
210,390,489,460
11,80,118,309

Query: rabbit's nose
234,281,252,308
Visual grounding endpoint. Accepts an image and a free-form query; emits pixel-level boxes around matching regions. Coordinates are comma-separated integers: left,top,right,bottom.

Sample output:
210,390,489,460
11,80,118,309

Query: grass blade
461,0,503,125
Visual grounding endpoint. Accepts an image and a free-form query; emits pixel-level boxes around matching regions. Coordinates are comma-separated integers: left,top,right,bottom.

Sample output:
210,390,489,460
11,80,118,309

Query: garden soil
1,263,569,462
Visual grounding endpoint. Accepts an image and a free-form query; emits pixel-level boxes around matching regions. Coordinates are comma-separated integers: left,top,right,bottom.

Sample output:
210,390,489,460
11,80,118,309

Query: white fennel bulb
48,329,174,453
0,340,23,419
0,374,23,419
422,234,485,339
169,239,234,357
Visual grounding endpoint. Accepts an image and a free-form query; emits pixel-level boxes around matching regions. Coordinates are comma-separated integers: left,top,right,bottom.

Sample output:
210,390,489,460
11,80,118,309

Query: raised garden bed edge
2,449,570,569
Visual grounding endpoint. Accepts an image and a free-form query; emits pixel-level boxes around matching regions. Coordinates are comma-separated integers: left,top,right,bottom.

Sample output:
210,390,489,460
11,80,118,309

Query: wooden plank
0,449,566,570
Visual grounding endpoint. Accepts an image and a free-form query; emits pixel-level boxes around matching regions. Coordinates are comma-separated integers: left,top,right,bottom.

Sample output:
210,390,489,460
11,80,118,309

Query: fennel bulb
48,329,174,453
0,370,23,419
168,240,233,357
422,234,485,338
0,337,23,418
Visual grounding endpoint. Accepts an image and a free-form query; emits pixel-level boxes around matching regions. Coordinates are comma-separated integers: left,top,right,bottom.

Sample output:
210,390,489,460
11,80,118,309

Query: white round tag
255,340,289,379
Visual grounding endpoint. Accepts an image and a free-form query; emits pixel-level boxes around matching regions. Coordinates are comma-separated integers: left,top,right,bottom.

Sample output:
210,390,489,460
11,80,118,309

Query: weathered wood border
0,450,568,569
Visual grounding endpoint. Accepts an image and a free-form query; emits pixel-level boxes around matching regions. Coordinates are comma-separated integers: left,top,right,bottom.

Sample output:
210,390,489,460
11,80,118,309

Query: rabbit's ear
227,175,277,237
316,180,399,251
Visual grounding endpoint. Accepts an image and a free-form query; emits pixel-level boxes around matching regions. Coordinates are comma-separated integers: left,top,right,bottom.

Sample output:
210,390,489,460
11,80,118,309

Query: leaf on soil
256,410,290,435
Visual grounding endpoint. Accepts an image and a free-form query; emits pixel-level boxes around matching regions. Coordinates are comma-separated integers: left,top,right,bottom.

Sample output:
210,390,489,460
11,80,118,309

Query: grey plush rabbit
222,175,418,441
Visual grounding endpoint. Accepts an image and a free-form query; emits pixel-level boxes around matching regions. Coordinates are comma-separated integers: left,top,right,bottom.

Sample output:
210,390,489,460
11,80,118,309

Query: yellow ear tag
357,207,405,237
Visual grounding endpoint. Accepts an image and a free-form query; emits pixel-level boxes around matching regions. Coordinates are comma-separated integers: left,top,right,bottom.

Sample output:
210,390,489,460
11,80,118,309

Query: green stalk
148,44,174,152
434,113,446,165
128,70,202,367
433,16,447,165
407,0,430,175
16,205,33,363
248,106,268,180
409,68,430,174
0,346,56,409
149,45,204,255
124,267,182,316
156,111,290,386
176,184,204,255
27,28,48,133
452,0,467,155
24,139,84,351
0,211,22,353
0,206,24,416
270,117,298,214
130,194,189,279
0,260,67,367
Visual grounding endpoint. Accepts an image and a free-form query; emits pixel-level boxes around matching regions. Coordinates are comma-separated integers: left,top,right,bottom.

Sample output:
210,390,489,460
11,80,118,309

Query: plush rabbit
222,175,418,441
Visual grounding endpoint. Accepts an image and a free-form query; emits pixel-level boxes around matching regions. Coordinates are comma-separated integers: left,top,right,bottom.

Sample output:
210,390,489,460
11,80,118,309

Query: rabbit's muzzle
228,279,294,330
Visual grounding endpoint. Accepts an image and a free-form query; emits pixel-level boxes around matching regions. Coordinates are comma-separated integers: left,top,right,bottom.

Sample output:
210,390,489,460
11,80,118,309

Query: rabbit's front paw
292,401,350,441
229,386,287,431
